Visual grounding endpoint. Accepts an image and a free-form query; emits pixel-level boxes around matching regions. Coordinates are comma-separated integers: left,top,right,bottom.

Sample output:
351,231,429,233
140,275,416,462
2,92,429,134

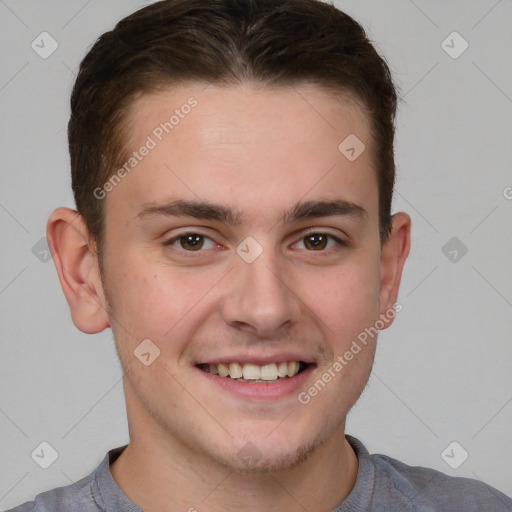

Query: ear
378,212,411,328
46,207,110,334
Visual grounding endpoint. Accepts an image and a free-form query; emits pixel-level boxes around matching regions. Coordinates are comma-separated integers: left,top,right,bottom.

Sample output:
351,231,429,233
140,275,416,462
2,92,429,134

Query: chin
212,430,328,475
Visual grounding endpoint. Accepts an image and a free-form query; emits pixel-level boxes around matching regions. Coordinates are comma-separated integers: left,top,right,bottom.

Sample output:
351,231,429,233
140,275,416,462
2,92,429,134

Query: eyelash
163,231,346,255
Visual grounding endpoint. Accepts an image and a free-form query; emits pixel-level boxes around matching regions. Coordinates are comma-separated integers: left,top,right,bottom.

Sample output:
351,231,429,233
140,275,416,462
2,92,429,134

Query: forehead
126,82,371,149
106,83,377,227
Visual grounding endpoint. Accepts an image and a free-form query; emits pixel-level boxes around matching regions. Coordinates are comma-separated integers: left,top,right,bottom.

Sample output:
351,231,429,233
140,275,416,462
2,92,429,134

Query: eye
294,233,343,251
165,233,217,252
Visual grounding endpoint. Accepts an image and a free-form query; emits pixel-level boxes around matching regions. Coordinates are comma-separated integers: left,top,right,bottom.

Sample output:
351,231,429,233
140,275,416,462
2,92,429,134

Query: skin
48,83,410,512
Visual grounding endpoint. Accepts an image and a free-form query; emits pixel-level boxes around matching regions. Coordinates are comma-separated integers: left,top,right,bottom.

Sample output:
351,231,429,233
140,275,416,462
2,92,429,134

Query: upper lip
195,353,316,366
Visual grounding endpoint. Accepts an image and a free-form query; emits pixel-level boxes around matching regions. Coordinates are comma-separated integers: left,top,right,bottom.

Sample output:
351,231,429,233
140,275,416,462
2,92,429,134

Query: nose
221,249,302,338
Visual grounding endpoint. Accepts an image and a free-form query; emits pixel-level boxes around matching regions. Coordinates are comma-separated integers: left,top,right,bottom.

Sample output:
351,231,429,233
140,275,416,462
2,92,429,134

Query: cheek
103,255,184,337
103,252,227,349
299,255,381,339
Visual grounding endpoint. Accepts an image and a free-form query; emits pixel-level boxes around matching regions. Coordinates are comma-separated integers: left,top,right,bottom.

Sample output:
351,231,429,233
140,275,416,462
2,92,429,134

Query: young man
8,0,511,511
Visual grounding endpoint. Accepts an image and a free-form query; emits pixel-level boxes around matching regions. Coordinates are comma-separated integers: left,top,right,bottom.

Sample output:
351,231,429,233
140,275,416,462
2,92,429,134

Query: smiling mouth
197,361,310,383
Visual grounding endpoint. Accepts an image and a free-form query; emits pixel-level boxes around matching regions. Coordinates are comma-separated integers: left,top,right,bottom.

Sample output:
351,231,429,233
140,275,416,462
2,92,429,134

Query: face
97,83,397,472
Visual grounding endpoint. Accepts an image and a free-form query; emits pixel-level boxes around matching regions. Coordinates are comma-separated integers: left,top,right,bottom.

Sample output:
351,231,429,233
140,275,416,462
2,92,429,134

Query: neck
111,431,357,512
110,386,358,512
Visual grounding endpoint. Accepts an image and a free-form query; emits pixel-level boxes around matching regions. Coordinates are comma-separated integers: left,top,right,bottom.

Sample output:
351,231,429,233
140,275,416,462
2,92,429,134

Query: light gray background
1,0,511,509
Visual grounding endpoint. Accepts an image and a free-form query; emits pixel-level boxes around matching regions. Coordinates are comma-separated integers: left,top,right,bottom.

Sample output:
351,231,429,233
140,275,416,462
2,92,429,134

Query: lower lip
196,365,315,400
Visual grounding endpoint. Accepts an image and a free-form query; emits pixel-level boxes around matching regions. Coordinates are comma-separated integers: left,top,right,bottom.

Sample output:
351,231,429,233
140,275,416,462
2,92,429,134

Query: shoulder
5,472,97,512
371,451,512,511
345,435,512,512
4,448,119,512
5,503,37,512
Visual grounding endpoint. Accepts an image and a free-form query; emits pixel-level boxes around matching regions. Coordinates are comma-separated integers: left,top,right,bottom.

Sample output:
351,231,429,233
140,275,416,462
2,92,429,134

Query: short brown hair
69,0,399,250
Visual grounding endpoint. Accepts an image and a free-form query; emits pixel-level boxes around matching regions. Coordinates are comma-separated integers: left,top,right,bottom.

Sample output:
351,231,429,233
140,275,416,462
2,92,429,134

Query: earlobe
46,207,110,334
379,212,411,328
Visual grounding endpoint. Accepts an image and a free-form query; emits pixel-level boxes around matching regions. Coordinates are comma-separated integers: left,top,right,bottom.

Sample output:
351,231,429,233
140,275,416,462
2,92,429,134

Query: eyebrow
136,198,367,225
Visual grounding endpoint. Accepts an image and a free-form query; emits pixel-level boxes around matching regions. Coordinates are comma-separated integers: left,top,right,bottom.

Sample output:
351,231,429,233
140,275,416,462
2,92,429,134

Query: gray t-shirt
7,435,512,511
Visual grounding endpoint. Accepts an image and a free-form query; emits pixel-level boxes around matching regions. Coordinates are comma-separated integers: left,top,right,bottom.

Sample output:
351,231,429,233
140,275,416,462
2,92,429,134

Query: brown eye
179,234,205,251
303,233,328,250
293,233,344,252
165,233,217,252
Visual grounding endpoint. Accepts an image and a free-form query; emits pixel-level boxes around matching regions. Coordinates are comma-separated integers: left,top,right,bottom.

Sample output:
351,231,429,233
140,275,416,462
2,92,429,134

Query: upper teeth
204,361,301,380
